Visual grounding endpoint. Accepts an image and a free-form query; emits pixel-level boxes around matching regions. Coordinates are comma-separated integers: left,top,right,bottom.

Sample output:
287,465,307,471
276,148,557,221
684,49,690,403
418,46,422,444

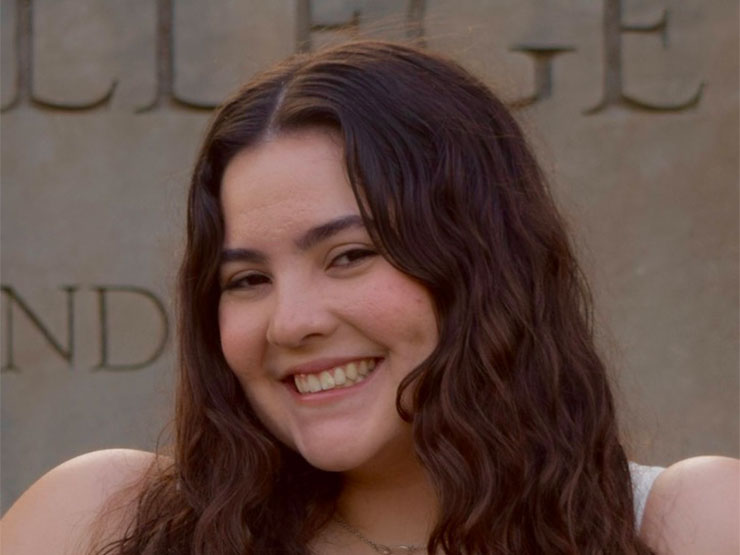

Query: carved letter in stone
93,286,169,371
509,45,575,108
588,0,704,114
296,0,312,53
137,0,218,112
1,285,77,371
297,0,424,52
406,0,426,47
1,0,116,113
296,0,370,53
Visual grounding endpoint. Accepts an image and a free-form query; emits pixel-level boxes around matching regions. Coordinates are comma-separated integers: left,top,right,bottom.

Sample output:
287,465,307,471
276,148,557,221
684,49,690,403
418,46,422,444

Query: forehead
220,129,361,242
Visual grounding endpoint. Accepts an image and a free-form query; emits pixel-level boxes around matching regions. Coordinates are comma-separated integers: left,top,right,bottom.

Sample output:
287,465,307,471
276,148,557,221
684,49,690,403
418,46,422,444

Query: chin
295,432,414,475
298,446,372,473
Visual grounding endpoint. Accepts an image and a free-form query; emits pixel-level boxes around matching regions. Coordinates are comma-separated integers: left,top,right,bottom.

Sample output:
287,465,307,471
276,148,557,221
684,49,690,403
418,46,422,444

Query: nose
265,280,337,348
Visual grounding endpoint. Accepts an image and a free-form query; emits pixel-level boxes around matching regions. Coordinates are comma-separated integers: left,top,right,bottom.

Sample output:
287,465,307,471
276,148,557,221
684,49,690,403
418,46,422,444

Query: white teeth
292,358,379,394
358,359,368,376
319,371,335,390
294,374,307,394
307,374,322,393
345,362,358,380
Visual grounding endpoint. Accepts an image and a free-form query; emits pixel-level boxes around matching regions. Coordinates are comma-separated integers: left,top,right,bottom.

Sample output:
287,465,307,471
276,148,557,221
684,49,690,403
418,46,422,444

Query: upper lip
280,356,380,379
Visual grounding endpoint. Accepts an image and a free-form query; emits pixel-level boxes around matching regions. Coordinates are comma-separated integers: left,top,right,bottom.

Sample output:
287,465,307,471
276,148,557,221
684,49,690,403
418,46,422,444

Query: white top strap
629,462,665,531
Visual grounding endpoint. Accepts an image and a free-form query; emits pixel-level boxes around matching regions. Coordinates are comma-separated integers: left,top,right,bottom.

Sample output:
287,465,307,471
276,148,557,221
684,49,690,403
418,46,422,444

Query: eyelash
329,248,377,268
223,272,270,291
222,248,377,291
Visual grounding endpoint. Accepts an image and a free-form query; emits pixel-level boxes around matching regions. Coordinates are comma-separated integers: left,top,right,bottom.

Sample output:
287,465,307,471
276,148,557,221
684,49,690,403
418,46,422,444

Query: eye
329,248,377,268
222,272,271,291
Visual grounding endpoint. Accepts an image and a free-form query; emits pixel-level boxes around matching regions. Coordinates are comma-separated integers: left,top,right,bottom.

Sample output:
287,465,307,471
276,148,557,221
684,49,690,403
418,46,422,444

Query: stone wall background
2,0,738,513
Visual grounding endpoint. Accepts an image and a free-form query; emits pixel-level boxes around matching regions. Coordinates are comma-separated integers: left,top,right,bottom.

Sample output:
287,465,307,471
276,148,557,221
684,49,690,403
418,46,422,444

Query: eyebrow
220,214,366,265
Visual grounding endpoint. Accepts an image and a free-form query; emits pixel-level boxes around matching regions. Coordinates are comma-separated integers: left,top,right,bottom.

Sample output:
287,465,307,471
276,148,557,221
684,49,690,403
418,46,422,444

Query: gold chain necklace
334,515,426,554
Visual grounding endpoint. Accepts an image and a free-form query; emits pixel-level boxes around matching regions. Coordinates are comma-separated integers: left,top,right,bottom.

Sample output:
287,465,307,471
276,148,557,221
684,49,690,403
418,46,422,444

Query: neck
336,452,439,549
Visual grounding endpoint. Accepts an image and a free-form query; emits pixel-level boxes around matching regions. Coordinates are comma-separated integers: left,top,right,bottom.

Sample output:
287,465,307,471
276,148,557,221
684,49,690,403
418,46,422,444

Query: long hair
96,40,653,554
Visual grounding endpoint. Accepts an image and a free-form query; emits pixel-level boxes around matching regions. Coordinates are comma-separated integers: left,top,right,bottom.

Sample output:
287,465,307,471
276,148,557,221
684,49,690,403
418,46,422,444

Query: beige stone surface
424,0,738,464
1,0,737,513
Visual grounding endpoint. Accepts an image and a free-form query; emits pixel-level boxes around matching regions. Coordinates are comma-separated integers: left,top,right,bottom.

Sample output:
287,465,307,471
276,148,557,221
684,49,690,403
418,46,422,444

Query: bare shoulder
640,455,739,555
1,449,164,555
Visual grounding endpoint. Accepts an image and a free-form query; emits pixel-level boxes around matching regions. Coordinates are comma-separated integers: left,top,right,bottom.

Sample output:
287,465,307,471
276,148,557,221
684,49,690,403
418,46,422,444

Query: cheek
218,303,264,378
354,268,438,349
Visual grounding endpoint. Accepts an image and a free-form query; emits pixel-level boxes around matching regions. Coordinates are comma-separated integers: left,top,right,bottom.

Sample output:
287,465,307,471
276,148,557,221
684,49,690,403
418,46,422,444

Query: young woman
3,41,737,555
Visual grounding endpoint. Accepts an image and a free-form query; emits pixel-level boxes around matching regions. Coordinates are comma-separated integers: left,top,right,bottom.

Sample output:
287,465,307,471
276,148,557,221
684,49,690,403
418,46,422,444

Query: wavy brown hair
96,41,653,554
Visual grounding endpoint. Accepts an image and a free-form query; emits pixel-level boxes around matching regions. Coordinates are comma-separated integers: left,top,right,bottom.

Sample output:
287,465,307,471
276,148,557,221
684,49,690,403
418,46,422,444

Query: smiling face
218,128,438,473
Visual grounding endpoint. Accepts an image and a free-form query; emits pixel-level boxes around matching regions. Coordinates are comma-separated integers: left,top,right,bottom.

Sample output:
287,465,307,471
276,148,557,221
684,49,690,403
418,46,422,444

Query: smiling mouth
291,358,378,394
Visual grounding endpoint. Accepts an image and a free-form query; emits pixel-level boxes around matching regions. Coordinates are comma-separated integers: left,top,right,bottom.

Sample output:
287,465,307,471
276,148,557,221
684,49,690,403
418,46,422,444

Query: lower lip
285,359,384,403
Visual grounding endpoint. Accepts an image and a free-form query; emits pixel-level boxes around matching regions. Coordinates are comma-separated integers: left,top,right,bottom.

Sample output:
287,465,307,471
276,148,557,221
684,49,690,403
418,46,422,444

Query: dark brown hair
97,40,653,554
